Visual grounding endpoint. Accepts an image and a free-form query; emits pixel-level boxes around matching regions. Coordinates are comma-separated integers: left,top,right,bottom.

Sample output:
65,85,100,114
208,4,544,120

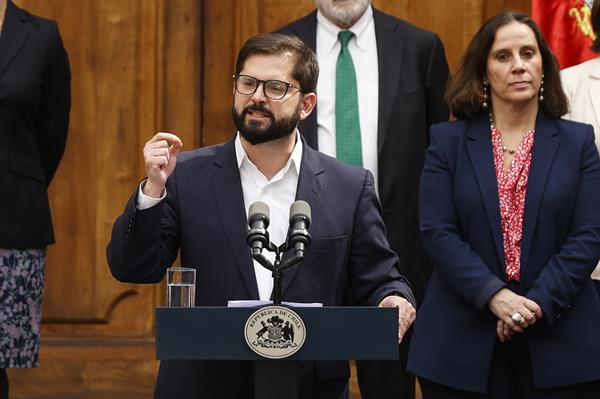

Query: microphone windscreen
248,201,270,225
289,200,311,226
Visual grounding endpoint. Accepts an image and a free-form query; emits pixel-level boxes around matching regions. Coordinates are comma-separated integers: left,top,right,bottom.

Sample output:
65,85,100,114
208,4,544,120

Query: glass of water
166,267,196,307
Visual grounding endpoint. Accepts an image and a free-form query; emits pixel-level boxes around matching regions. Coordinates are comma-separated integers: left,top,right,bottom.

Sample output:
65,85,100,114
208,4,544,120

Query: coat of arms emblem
244,306,306,359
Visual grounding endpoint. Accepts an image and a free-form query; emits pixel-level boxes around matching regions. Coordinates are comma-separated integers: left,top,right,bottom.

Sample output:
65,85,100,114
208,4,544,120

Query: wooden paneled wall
9,1,201,397
7,1,528,398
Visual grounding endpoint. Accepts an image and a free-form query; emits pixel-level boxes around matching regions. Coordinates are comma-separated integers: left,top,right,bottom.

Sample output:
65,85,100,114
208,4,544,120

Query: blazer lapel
281,142,327,295
520,114,559,271
0,1,29,79
210,138,260,299
466,116,505,273
373,8,404,153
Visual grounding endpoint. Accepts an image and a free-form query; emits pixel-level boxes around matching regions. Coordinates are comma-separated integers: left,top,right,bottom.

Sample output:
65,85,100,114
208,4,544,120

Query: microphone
247,202,270,254
287,200,312,257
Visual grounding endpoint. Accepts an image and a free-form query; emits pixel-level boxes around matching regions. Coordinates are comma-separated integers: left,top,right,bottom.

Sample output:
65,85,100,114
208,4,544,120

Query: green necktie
335,30,362,167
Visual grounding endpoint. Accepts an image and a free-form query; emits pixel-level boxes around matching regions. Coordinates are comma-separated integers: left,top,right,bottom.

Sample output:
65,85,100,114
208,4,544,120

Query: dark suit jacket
0,0,70,249
277,8,450,304
408,114,600,392
107,137,415,398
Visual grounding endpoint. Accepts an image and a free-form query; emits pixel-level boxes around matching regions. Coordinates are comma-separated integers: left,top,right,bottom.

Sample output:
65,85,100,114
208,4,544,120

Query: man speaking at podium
106,33,415,399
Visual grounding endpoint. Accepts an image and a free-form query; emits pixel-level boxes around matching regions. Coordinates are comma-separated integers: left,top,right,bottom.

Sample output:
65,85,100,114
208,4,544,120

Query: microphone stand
251,243,306,305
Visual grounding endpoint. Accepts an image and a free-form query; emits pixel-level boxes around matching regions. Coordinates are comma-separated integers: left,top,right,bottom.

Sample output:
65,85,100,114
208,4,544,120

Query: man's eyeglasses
233,74,304,100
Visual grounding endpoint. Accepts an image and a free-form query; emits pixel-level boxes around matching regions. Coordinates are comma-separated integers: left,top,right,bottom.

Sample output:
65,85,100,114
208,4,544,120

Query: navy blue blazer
107,137,414,398
407,114,600,392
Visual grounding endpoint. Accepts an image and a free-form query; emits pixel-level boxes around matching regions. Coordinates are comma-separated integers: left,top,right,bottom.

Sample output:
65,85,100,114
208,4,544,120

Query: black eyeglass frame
232,74,305,100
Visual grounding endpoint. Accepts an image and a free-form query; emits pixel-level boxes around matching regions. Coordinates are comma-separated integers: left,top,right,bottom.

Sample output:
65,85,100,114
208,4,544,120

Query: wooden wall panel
4,0,534,397
202,1,238,146
158,1,202,140
12,0,201,329
8,0,200,398
12,0,160,332
485,0,531,19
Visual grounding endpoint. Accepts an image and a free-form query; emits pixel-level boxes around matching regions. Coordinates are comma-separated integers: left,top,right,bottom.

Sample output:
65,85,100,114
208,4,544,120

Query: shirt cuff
137,179,167,210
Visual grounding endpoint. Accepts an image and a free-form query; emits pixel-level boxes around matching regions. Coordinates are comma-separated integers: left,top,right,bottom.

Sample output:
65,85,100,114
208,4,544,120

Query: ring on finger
511,312,524,323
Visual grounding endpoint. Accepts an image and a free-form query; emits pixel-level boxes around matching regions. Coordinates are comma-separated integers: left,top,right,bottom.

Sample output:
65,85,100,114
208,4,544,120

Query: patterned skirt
0,248,46,368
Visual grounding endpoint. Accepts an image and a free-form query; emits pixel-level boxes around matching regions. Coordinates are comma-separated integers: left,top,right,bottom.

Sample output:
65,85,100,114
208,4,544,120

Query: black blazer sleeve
37,20,71,184
425,34,450,136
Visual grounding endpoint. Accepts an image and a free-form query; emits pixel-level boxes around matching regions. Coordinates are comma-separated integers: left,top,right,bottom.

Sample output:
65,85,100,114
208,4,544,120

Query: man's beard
232,102,302,145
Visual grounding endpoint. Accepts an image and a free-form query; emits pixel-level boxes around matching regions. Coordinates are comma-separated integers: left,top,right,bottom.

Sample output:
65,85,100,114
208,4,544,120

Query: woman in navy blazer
408,11,600,398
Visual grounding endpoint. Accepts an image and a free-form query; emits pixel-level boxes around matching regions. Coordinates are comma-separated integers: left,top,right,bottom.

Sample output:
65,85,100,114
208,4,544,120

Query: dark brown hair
446,11,568,120
592,0,600,53
235,33,319,93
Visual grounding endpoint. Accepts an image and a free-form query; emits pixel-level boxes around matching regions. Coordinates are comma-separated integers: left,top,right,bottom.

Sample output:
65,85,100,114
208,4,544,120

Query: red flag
532,0,597,69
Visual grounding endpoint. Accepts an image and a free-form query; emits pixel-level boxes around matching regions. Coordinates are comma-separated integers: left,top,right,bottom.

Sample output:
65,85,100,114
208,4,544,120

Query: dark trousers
356,335,414,399
419,335,600,399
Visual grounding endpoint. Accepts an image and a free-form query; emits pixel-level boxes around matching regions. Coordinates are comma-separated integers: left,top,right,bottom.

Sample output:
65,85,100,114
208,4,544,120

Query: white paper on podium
227,300,322,308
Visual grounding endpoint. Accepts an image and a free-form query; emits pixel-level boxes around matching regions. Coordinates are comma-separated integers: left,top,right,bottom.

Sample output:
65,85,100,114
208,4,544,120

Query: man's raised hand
142,132,183,198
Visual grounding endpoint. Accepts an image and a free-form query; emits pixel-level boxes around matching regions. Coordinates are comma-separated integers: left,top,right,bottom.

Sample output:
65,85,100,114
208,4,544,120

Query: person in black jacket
0,1,70,397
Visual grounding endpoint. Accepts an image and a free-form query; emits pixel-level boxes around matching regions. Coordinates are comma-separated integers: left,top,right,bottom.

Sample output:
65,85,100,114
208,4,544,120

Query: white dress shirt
316,5,379,194
138,132,302,300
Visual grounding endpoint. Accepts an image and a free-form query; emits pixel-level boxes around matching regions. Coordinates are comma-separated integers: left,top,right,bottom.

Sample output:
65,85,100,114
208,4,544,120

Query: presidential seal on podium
244,306,306,359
